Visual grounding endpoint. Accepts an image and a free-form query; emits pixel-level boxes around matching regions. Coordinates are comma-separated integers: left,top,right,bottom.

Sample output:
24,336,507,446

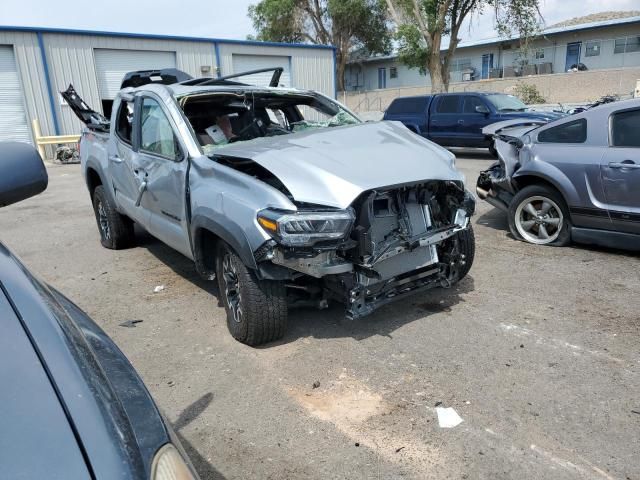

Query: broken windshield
180,91,360,155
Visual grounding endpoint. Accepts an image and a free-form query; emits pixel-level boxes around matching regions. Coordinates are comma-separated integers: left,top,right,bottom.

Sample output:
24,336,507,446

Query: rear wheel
216,243,287,346
92,185,134,249
508,185,571,246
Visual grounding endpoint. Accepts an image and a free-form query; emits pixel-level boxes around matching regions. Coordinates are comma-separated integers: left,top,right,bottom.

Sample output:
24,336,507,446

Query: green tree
248,0,391,91
385,0,542,92
514,82,545,104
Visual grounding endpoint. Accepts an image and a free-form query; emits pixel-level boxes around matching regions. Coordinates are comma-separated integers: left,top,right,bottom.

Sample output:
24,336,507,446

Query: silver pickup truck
63,68,476,346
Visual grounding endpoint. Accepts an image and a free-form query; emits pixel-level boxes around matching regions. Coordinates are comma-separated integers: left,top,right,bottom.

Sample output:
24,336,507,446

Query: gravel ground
1,153,639,480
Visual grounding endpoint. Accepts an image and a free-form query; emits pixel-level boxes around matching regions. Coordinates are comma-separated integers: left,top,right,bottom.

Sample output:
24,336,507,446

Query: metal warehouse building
0,26,336,148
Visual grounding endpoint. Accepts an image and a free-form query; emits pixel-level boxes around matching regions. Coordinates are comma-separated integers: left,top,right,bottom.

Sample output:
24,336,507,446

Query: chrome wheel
97,201,111,241
222,254,242,324
514,195,563,244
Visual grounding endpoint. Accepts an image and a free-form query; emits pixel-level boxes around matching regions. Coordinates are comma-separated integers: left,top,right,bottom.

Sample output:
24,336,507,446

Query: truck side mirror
0,142,48,208
475,105,490,114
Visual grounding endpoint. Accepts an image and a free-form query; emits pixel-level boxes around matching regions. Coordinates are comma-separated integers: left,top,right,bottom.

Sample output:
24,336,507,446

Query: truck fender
190,215,258,272
84,160,116,205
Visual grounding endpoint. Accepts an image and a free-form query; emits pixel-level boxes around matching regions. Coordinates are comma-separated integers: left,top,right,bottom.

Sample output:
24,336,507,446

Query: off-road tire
508,184,571,247
454,223,475,281
92,185,134,249
216,243,287,346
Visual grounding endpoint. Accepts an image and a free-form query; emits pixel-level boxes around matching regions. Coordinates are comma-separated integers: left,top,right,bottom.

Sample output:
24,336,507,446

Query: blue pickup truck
383,92,563,156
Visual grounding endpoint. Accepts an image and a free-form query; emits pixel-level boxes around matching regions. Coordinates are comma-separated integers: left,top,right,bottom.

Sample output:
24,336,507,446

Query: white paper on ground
436,407,464,428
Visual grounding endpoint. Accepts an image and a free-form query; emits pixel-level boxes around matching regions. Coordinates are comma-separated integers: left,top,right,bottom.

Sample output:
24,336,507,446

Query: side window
436,96,461,114
387,97,429,115
115,100,134,144
140,97,181,160
611,109,640,148
463,97,486,114
538,119,587,144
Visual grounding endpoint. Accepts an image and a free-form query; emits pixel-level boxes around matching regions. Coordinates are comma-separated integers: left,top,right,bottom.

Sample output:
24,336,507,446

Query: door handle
609,161,640,170
108,154,123,164
135,180,148,207
458,120,465,125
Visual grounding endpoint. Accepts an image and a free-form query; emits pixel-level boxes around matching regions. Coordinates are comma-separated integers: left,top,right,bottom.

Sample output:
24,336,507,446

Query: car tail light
151,444,197,480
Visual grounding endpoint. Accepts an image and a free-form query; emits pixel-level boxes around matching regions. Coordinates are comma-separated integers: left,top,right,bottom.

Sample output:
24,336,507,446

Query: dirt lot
1,153,639,480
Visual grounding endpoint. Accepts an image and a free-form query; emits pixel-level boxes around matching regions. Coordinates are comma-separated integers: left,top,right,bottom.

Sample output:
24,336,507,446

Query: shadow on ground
135,226,476,346
270,274,475,346
476,207,509,233
171,393,227,480
135,226,220,298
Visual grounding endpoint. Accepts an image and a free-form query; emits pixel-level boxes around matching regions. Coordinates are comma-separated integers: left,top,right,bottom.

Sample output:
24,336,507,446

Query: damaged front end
255,181,475,319
477,121,545,211
476,133,527,211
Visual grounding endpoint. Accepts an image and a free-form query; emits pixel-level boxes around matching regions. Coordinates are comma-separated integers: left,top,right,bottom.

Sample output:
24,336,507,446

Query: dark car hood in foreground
0,241,170,479
214,121,463,209
0,283,91,479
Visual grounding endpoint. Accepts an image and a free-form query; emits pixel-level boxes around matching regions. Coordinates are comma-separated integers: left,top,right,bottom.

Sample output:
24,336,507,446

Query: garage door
232,54,291,87
0,46,31,144
94,49,177,100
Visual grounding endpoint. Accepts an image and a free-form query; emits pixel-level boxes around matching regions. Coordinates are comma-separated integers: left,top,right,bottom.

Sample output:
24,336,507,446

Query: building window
390,66,398,79
614,36,640,54
585,41,601,57
535,49,545,59
452,58,472,71
377,67,386,89
627,36,640,53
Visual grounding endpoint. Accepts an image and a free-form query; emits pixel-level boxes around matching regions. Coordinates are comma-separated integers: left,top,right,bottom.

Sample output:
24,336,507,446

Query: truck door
428,95,462,146
108,98,150,226
133,94,193,258
601,107,640,235
459,96,492,147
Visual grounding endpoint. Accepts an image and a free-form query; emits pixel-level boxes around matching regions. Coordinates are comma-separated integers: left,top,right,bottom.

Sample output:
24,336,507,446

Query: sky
1,0,639,42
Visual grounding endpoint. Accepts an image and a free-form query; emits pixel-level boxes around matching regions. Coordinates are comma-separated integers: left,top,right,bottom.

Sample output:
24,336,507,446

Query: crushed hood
213,121,463,209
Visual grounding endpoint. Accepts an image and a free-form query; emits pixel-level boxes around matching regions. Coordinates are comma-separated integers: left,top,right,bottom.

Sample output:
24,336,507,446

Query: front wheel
508,185,571,246
216,243,287,346
453,224,475,282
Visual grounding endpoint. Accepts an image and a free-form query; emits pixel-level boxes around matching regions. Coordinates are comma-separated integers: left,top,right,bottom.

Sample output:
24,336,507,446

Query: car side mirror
0,142,48,208
475,105,490,114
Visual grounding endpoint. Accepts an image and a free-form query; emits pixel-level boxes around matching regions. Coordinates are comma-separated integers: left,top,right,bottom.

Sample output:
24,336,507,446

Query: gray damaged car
476,98,640,250
63,69,476,346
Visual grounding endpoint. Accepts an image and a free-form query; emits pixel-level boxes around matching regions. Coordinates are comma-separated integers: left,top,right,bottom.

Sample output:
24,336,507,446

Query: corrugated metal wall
218,43,335,98
43,33,216,135
0,29,335,144
0,31,54,139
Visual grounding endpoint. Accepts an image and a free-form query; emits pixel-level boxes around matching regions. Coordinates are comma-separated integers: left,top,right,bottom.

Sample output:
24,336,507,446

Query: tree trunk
336,49,347,92
428,56,448,93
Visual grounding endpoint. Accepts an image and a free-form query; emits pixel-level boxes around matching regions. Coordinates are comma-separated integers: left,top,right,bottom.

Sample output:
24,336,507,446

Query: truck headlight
257,209,354,246
151,444,197,480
